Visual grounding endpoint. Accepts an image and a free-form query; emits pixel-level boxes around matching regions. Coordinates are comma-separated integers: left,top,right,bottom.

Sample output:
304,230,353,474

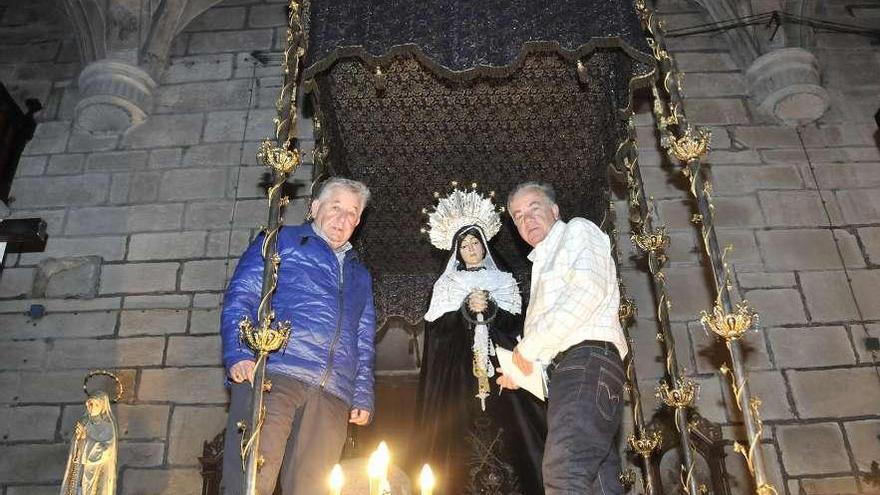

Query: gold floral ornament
700,301,758,342
628,430,662,457
618,297,636,325
667,126,711,163
757,483,779,495
656,378,698,409
239,314,291,354
734,397,771,490
618,469,636,488
257,140,300,175
631,226,669,255
82,370,124,402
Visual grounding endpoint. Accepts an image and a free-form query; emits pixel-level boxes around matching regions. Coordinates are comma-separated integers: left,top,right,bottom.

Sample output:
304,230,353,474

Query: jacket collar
301,223,358,263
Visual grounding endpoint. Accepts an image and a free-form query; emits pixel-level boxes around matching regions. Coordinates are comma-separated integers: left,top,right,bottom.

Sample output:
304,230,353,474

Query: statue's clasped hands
467,290,489,314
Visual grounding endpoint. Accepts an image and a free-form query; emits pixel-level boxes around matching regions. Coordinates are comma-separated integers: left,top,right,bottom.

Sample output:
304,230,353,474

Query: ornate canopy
302,0,656,326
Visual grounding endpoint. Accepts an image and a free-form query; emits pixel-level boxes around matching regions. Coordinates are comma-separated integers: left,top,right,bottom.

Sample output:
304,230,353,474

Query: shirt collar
527,219,564,262
310,223,353,255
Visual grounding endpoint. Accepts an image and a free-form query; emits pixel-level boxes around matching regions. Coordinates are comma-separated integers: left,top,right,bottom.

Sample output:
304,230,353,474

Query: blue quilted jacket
220,223,376,413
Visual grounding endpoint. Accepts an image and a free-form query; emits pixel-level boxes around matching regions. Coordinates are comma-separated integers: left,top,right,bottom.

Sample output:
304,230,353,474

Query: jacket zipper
319,259,345,388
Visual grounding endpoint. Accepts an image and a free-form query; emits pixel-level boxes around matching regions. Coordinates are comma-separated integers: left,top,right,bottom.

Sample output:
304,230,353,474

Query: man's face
508,188,559,247
310,188,363,250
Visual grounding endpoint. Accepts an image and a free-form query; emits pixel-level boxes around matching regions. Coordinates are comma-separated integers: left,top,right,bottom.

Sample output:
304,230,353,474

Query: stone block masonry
0,0,878,493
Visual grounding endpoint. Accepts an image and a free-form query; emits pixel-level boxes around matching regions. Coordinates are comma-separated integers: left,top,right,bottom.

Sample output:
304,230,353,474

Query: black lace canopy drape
302,0,656,327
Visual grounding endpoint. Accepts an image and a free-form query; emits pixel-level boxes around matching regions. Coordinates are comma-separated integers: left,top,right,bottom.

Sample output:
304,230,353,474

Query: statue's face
85,397,103,417
458,234,485,268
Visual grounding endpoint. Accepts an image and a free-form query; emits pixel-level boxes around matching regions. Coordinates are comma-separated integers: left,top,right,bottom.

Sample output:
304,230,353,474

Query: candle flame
329,464,344,490
420,464,435,490
376,441,390,465
367,450,383,478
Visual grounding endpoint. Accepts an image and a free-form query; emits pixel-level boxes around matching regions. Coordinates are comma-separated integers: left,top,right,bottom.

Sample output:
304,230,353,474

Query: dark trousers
221,374,349,495
543,341,625,495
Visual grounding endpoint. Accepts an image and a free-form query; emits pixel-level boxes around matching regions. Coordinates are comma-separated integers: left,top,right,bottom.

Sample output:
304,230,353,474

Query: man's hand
512,347,534,376
229,360,256,384
467,290,489,314
349,408,371,425
495,368,520,390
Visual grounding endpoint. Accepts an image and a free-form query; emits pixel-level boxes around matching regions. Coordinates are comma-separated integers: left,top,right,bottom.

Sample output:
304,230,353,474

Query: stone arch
60,0,106,64
142,0,226,78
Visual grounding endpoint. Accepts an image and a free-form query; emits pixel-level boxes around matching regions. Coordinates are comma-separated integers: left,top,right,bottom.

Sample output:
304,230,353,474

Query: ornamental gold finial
632,226,669,254
239,315,291,354
257,140,300,175
618,297,636,325
667,126,711,163
700,301,758,342
757,483,779,495
618,469,636,488
628,430,662,457
656,379,698,409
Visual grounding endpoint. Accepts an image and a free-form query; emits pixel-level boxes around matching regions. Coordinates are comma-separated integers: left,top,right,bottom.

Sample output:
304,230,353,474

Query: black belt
549,339,619,369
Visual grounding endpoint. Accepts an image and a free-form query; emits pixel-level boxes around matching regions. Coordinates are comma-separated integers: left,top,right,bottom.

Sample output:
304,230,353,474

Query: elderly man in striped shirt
502,181,628,495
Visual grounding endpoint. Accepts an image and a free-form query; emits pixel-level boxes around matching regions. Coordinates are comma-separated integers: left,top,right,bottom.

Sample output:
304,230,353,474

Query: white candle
376,441,390,485
419,464,435,495
329,464,344,495
367,449,383,495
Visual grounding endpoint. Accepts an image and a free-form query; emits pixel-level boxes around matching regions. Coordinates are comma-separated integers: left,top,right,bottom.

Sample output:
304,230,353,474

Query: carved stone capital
75,60,157,133
746,48,829,126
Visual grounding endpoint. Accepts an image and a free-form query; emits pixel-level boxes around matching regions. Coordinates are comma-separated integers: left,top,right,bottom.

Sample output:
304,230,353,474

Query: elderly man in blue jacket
220,177,375,495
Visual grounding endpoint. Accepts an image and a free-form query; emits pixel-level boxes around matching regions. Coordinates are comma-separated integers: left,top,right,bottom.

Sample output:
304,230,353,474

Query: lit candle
329,464,344,495
419,464,435,495
367,449,383,495
376,441,390,486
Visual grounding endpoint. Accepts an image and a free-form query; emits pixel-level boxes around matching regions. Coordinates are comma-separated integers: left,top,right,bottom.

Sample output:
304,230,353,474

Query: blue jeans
543,341,625,495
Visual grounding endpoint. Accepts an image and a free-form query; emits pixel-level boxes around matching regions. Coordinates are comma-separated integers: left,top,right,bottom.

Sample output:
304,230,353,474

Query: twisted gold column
238,2,307,494
617,116,703,495
634,1,776,493
606,202,662,495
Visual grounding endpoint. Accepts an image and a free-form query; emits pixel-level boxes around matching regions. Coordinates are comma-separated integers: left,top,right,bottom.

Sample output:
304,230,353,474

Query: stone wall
0,0,311,493
0,0,878,493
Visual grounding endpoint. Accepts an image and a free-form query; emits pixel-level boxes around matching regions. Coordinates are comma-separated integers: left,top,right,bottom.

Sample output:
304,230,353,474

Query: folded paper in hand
495,347,545,401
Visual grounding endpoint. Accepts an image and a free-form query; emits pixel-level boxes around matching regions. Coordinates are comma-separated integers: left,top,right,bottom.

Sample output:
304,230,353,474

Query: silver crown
424,184,501,250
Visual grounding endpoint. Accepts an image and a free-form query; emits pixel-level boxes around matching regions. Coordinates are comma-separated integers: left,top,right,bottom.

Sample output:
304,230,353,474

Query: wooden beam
0,218,47,253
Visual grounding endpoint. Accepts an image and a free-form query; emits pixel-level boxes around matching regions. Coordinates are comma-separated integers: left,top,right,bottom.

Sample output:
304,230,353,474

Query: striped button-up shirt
517,218,628,363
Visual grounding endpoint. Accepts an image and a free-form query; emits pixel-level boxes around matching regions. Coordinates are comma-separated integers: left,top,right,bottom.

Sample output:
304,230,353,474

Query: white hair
506,181,557,210
316,177,371,210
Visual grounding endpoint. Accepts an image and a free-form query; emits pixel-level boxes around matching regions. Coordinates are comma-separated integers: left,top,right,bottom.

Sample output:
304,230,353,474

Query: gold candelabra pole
634,1,776,493
606,202,661,495
239,2,306,495
617,115,702,495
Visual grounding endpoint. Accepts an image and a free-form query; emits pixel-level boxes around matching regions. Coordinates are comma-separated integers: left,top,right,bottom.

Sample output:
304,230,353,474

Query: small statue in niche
60,371,122,495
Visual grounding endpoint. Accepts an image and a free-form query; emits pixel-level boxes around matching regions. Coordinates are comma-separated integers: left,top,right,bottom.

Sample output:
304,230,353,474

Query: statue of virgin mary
60,389,118,495
415,186,547,495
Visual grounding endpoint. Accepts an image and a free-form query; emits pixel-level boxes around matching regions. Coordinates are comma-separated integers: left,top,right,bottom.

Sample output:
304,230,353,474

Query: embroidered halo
424,184,501,250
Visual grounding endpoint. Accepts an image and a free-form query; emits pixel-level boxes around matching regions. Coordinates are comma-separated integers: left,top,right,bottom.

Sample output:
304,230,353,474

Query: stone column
75,59,158,133
746,47,829,126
